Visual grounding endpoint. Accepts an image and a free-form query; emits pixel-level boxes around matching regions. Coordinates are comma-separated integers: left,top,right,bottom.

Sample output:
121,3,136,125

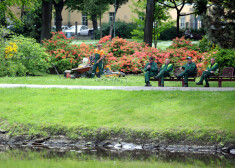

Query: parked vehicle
64,25,90,36
51,25,70,33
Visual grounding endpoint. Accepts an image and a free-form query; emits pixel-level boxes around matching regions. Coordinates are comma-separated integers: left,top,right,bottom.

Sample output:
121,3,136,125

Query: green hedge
94,21,137,39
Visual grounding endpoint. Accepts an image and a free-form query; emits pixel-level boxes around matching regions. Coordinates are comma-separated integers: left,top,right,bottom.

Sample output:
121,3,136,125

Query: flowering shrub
43,34,217,76
43,32,93,73
168,36,200,51
0,35,50,77
5,42,18,59
98,36,215,75
43,31,94,73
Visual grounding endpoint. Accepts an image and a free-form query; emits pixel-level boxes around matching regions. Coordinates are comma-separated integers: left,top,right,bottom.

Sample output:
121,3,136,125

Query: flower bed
44,33,216,76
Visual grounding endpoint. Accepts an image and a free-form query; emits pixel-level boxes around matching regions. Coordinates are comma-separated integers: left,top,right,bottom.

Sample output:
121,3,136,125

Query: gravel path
0,84,235,91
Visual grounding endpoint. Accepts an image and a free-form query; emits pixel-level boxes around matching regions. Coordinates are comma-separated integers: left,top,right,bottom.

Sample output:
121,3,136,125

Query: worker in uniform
144,57,158,87
196,58,218,87
91,44,105,78
177,56,197,87
154,59,173,87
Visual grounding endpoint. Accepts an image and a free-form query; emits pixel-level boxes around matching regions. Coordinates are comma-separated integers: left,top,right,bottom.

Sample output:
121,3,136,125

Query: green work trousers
157,70,170,85
179,70,196,84
144,71,156,83
199,71,214,85
91,61,103,78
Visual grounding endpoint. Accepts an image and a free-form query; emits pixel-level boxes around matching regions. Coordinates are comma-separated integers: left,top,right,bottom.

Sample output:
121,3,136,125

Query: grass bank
0,75,235,87
0,88,234,144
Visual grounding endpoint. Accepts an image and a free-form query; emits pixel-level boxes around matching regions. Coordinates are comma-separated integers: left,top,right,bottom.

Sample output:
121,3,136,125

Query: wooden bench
150,67,196,87
208,67,235,87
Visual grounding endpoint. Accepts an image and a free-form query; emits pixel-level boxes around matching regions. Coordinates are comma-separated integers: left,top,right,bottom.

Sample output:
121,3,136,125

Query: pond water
0,146,234,168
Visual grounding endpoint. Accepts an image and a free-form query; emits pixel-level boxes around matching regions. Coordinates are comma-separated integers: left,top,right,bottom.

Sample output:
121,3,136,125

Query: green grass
0,75,235,87
0,88,234,143
70,39,199,50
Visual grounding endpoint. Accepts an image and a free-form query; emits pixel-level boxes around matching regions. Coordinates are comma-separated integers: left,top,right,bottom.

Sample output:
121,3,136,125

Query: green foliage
211,48,235,69
130,0,174,40
199,36,235,68
202,0,235,49
10,0,42,42
159,26,183,40
94,21,137,39
198,36,215,52
0,35,50,77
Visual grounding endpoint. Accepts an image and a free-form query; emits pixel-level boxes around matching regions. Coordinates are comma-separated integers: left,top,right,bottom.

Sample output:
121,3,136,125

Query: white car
52,25,69,33
65,25,90,36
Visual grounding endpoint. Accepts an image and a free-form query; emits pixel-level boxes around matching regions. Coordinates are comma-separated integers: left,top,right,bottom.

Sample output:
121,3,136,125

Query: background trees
200,0,235,49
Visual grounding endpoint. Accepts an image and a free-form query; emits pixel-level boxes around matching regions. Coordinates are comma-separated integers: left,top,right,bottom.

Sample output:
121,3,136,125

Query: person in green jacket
177,57,197,87
91,44,105,78
196,58,218,87
154,59,173,87
144,57,158,87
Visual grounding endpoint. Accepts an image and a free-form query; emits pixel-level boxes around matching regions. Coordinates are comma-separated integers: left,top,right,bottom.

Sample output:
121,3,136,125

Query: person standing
154,59,173,87
196,58,218,87
91,44,105,78
177,57,197,87
144,57,158,87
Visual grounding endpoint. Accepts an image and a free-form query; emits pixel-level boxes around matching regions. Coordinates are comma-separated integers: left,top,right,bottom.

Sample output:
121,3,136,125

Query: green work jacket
207,63,219,73
160,63,173,73
144,62,158,73
182,62,197,73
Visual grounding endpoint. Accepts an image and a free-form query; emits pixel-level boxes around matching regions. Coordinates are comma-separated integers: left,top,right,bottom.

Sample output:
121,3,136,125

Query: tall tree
108,0,128,37
40,0,52,42
159,0,197,37
53,0,64,32
194,0,235,49
0,0,38,26
144,0,155,46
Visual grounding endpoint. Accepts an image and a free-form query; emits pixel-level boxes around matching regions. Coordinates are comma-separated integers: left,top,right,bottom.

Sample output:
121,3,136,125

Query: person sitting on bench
177,57,197,87
154,59,173,87
144,57,158,87
196,58,218,87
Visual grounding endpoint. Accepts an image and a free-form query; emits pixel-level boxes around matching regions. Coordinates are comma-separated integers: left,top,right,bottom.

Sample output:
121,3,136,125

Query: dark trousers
199,71,214,84
179,70,196,84
157,70,170,85
144,71,156,83
91,62,103,78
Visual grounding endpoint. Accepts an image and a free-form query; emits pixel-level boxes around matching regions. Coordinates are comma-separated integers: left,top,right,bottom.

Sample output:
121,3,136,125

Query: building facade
8,1,202,30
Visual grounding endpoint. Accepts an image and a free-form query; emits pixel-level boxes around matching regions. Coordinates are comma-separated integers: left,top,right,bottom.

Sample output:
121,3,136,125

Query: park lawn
0,75,235,87
0,88,234,142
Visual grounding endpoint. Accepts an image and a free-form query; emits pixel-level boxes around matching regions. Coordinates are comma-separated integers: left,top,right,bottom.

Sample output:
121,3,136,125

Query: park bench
150,67,196,87
208,67,235,87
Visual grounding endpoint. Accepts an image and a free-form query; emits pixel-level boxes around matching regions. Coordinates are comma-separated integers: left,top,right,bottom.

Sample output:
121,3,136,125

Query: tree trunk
144,0,155,47
53,0,64,32
40,0,52,43
99,15,102,39
91,14,98,31
176,11,180,37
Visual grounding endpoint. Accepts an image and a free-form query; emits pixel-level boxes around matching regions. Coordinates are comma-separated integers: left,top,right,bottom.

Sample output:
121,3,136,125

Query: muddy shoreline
1,132,234,156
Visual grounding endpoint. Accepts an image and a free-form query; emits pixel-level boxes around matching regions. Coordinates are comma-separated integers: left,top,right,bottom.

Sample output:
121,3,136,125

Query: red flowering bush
99,36,215,75
168,36,200,51
43,34,216,76
43,31,94,73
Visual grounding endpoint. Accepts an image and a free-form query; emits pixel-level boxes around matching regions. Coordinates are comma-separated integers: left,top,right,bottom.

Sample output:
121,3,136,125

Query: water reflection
0,146,234,168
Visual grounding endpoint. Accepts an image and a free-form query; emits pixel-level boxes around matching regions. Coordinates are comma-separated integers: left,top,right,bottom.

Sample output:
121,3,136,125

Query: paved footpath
0,84,235,91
